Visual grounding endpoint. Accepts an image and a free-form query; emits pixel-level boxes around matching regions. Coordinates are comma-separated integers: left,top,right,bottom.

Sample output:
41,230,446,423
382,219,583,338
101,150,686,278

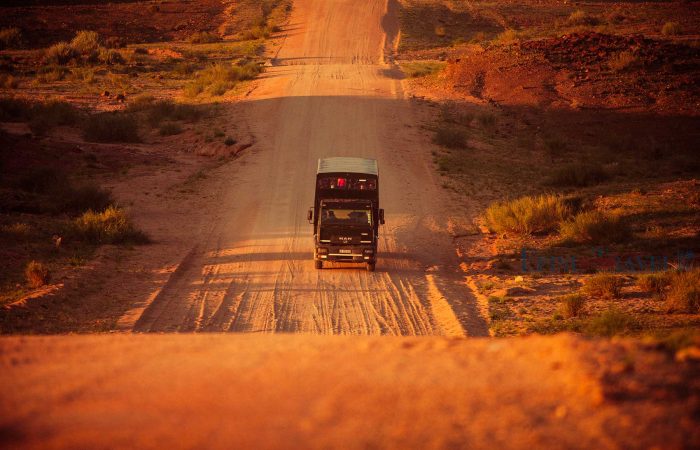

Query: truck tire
315,260,323,270
366,262,375,272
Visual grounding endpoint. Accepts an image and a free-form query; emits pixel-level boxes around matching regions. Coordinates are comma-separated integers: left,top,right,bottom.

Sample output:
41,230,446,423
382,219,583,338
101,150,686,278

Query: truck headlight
363,248,374,255
317,247,328,255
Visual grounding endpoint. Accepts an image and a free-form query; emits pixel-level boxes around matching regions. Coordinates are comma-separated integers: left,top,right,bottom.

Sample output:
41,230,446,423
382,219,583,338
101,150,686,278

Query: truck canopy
317,157,378,176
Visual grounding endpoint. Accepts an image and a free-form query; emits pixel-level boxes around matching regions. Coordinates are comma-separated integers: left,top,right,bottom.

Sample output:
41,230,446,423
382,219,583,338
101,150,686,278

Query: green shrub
25,260,50,288
665,269,700,313
70,30,100,54
224,136,236,146
558,293,585,318
433,125,468,149
545,162,609,187
159,122,183,136
188,31,221,44
82,113,140,143
661,22,682,36
484,194,570,235
73,206,149,245
637,272,671,295
583,273,623,299
586,308,636,337
44,42,79,65
0,27,22,50
559,211,631,244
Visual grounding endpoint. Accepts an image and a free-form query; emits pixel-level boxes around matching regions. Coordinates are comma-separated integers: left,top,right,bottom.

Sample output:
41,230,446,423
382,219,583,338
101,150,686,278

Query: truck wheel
315,260,323,270
366,262,375,272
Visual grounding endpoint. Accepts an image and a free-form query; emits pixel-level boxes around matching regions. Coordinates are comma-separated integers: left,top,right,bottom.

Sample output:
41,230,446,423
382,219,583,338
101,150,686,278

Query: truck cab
308,157,384,271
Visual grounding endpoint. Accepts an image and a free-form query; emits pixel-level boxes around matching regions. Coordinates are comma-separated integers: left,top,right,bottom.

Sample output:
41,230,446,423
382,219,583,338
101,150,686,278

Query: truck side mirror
379,209,385,225
307,208,313,223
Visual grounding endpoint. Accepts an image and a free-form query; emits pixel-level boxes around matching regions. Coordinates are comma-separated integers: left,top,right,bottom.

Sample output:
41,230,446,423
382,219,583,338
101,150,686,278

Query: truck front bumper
316,245,375,263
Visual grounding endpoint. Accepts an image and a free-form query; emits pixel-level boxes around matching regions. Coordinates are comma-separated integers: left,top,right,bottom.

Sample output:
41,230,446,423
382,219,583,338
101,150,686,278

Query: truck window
321,208,372,226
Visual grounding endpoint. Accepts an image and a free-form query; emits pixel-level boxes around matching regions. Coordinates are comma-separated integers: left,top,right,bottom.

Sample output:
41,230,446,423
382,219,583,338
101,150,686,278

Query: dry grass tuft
559,211,631,244
661,22,682,36
188,31,221,44
637,272,671,295
82,113,140,143
25,261,50,288
545,162,609,187
484,194,570,235
566,10,599,26
70,30,100,54
558,293,585,318
73,206,150,245
43,42,79,65
665,269,700,313
184,62,263,97
609,51,639,72
584,272,624,299
433,125,468,149
0,27,22,50
586,308,636,337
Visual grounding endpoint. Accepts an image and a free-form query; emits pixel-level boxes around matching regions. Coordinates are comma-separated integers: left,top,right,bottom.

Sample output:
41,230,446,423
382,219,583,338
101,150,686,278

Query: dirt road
2,334,697,449
130,0,488,336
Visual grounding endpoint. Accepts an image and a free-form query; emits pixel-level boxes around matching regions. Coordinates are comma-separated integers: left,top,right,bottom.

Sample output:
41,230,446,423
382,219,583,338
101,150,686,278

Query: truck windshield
320,208,372,227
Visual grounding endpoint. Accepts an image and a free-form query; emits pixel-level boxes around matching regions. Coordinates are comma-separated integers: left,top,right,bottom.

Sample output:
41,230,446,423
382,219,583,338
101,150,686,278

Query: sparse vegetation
484,194,570,235
583,273,623,299
72,206,149,245
665,269,700,313
224,136,237,146
558,293,585,318
82,113,140,143
433,125,468,149
25,261,50,289
559,211,631,244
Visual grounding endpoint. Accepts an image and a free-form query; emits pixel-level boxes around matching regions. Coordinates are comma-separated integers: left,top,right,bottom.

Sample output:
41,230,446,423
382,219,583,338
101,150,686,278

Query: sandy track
132,0,487,336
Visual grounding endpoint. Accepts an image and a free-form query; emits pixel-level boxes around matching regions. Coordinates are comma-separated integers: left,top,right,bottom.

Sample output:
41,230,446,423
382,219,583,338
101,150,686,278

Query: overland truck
307,157,385,271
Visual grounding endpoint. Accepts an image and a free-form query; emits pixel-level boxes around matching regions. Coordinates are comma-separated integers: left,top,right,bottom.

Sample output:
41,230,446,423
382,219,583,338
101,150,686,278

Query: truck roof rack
317,157,378,176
